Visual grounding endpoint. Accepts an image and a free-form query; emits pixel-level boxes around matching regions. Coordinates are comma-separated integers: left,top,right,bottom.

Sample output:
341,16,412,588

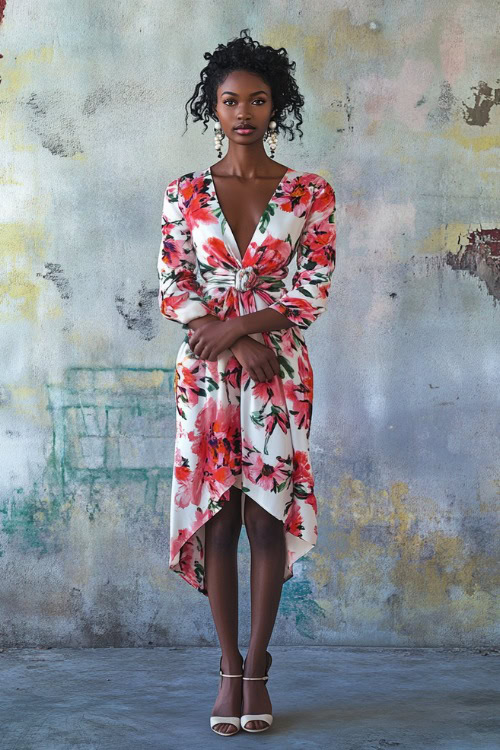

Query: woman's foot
211,653,244,736
242,651,272,731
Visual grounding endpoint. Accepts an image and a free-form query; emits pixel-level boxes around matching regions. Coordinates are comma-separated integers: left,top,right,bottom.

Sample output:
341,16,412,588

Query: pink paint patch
358,59,435,131
440,18,466,85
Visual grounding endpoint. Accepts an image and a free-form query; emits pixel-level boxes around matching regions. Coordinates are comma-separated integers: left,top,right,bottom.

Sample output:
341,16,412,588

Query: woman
157,29,336,736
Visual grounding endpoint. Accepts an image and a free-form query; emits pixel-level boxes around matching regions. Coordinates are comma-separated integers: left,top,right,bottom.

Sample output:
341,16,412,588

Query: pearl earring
265,120,277,159
214,121,224,158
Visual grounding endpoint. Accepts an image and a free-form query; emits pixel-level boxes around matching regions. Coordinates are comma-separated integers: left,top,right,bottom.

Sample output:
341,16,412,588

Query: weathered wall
0,1,498,647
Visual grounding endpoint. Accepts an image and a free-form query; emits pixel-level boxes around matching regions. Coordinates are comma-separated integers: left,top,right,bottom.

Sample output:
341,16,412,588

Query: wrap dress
157,166,336,595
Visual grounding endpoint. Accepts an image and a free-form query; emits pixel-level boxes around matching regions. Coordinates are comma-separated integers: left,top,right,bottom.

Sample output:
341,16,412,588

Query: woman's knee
244,498,283,546
206,488,242,550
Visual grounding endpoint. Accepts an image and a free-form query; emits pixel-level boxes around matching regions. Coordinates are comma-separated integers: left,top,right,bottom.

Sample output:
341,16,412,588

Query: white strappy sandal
210,655,243,736
241,651,273,733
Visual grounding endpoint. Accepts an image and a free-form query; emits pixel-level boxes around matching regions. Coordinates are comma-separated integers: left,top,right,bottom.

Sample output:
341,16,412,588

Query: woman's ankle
221,651,243,672
243,649,268,674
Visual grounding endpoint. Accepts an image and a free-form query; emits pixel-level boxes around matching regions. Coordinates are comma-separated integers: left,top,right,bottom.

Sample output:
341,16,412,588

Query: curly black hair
183,28,305,142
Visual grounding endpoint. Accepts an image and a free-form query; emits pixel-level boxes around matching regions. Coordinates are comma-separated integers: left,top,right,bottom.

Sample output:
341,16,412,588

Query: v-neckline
207,165,292,264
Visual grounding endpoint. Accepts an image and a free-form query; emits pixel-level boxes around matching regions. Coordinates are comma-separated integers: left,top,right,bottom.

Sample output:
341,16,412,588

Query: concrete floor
0,646,499,749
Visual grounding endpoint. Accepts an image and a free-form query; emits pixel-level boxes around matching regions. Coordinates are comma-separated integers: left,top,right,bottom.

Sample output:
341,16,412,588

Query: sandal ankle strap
242,651,272,681
220,671,243,677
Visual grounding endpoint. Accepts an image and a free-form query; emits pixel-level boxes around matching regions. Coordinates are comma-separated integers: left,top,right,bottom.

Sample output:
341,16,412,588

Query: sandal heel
241,651,273,733
210,655,243,736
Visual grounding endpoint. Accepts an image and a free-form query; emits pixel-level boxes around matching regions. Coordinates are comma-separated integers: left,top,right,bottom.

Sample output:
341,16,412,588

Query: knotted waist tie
192,265,290,351
202,265,287,299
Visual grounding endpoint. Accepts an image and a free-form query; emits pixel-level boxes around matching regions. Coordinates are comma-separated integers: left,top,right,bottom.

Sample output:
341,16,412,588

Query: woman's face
213,70,275,144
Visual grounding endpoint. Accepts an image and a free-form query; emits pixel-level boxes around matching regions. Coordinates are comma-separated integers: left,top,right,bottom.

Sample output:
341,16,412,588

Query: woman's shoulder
168,168,208,187
295,170,334,189
166,167,333,195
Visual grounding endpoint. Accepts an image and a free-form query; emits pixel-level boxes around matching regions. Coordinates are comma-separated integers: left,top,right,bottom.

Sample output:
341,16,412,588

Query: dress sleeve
157,177,212,327
268,176,336,331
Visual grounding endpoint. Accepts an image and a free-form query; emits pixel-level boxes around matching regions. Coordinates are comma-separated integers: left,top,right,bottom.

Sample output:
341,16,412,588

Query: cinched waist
201,265,287,294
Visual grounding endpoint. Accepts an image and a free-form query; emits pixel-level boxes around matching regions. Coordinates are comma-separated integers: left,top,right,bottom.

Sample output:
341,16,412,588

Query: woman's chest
187,169,310,267
211,174,288,259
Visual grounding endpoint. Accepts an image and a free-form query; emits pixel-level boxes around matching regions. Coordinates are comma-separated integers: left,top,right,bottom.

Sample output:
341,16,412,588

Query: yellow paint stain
0,46,85,160
0,51,31,150
7,384,50,426
120,370,168,390
303,34,330,71
479,170,499,183
332,9,391,58
0,221,48,260
0,57,31,96
310,550,333,588
0,268,41,320
0,218,51,320
46,304,63,319
315,597,334,614
10,385,39,401
418,222,481,256
16,46,55,65
441,121,500,152
328,474,497,634
0,168,24,185
319,110,347,130
261,27,303,50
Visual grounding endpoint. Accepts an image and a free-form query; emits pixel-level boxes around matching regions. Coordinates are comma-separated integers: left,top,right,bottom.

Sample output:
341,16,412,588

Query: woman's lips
234,127,255,134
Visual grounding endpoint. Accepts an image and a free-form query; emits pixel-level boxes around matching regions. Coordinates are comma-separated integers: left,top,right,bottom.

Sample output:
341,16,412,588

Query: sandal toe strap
210,716,241,729
241,713,273,726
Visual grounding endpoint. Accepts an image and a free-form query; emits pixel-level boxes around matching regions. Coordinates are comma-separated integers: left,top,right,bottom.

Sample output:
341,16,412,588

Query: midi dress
157,166,336,595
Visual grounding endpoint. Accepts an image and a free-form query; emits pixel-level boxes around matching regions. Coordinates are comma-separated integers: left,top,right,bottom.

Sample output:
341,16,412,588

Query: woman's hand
188,317,242,361
230,336,281,383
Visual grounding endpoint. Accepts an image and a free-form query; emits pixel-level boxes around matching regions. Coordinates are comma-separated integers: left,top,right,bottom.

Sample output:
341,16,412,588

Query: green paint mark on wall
279,556,327,639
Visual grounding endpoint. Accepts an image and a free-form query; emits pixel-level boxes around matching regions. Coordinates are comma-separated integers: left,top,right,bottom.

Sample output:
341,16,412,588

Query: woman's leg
242,495,287,730
205,485,244,735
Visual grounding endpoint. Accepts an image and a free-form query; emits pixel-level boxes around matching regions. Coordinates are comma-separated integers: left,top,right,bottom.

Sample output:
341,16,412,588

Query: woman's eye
223,99,266,106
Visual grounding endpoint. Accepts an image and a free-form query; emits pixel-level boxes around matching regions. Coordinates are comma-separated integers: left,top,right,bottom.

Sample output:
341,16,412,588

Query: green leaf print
278,354,294,379
250,410,264,428
258,203,276,233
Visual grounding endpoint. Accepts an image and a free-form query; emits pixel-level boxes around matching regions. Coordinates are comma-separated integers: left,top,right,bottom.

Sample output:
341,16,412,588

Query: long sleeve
157,177,212,327
268,176,336,331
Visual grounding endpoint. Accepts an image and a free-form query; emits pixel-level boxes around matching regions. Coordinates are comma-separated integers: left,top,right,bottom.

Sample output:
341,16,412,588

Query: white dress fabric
158,166,336,595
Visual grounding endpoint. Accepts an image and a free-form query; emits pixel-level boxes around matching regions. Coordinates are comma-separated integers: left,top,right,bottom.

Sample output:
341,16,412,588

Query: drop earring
265,119,278,159
214,121,224,158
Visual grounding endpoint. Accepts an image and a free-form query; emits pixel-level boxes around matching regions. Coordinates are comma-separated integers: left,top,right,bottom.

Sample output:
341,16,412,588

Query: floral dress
158,166,336,595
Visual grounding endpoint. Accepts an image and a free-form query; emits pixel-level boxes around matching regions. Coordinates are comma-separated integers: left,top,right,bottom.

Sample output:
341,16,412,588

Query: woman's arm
239,176,337,335
158,177,214,327
187,176,336,358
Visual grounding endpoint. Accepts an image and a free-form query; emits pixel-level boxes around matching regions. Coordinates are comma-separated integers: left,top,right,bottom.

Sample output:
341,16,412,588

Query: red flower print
161,168,336,595
285,502,304,535
275,174,314,216
246,452,289,491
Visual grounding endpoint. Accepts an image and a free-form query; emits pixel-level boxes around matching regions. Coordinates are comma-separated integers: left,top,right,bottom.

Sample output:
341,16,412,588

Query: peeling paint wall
1,2,499,647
